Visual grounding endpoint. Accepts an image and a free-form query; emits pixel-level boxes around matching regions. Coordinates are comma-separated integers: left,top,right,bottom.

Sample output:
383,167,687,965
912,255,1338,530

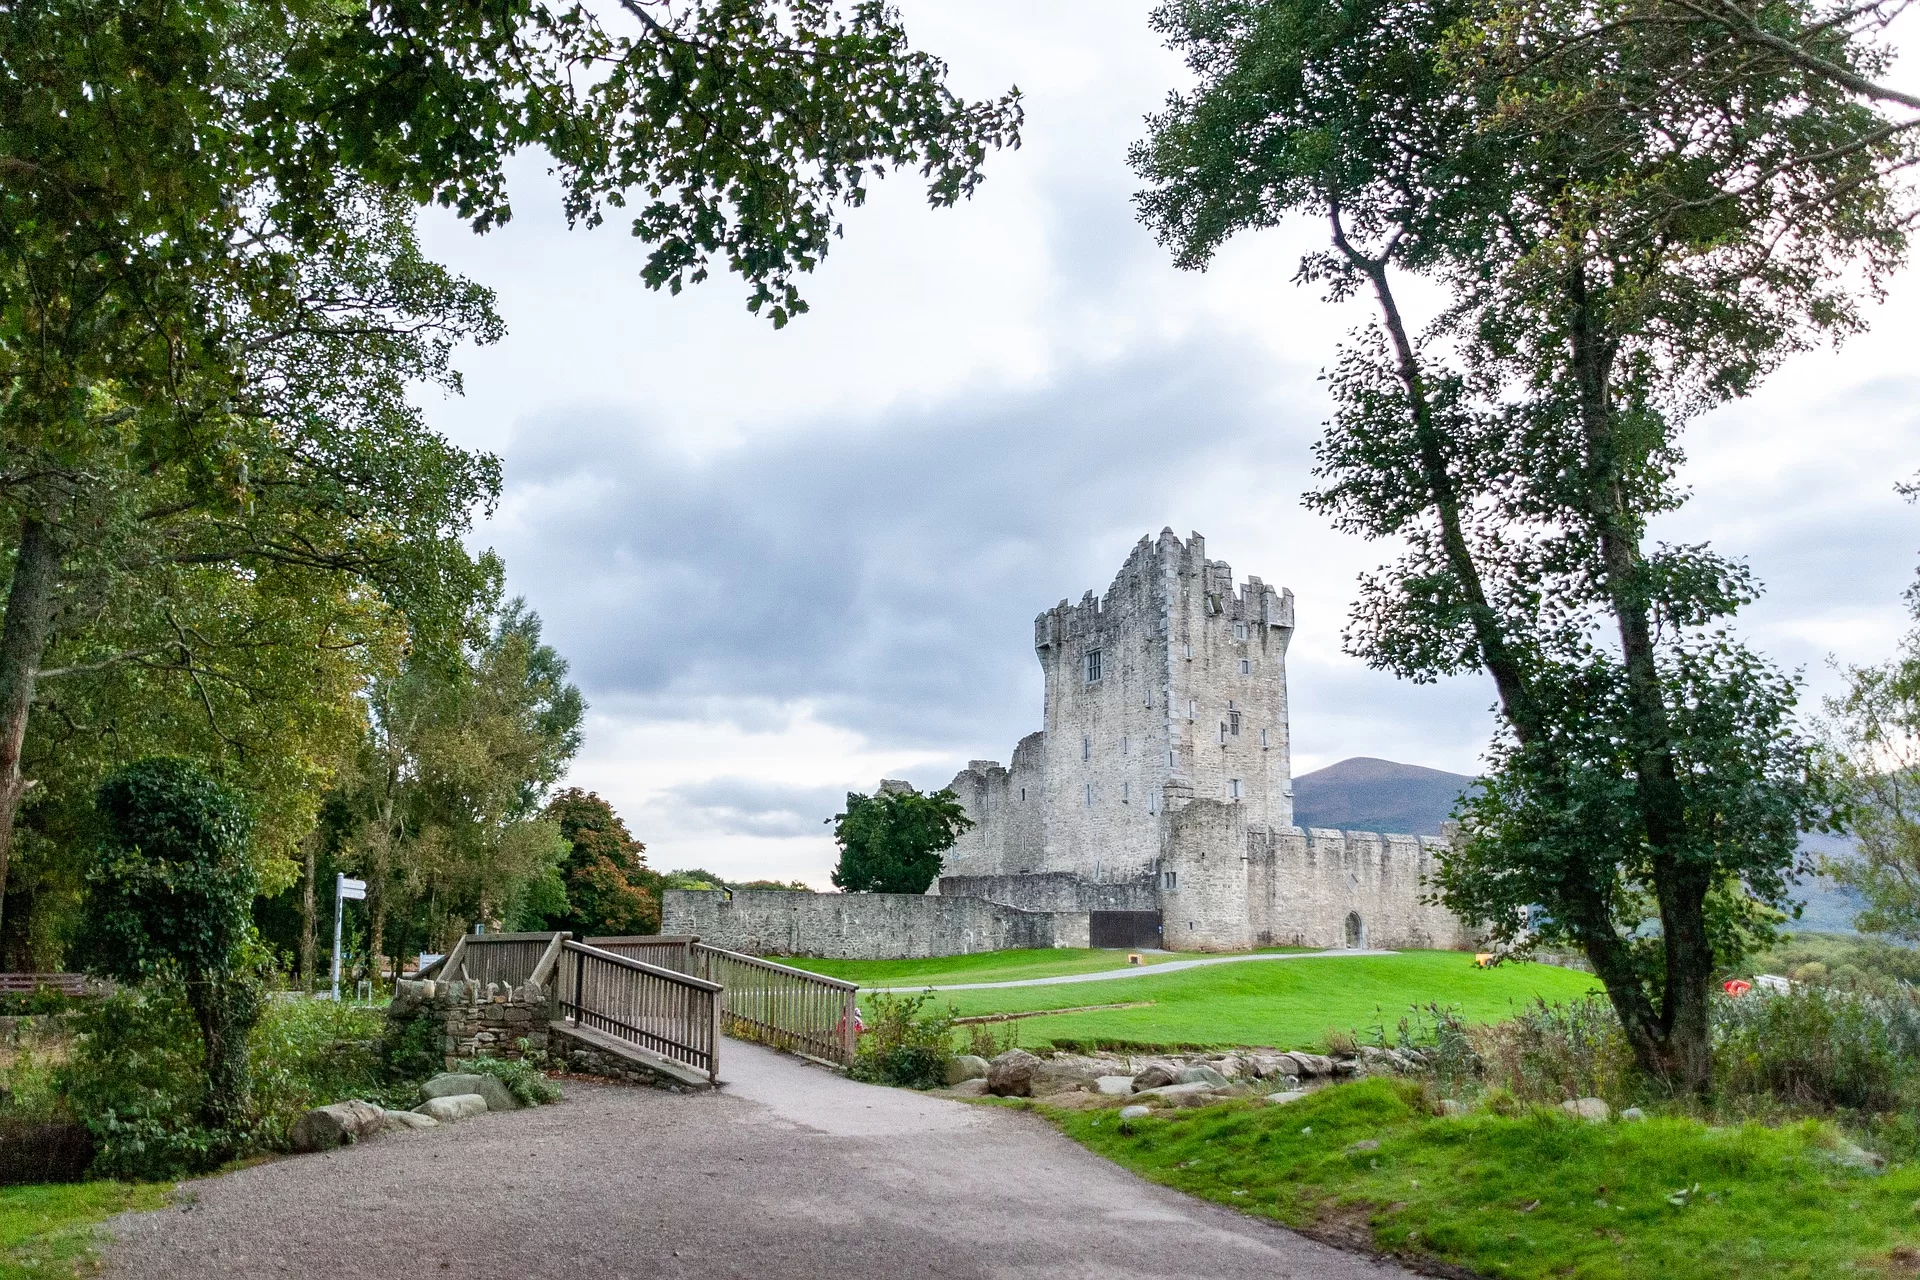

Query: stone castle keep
663,530,1474,957
933,529,1471,952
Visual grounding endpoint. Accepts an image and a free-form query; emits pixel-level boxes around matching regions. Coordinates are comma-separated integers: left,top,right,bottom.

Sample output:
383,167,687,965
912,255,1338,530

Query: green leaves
829,784,972,894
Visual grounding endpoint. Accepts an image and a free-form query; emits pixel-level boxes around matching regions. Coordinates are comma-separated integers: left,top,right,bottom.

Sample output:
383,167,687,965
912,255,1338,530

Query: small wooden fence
583,935,699,975
421,932,565,988
557,941,721,1084
693,944,859,1066
0,974,92,997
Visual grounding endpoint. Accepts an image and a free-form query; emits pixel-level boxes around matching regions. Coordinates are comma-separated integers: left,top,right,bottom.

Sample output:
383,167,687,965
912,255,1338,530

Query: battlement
1033,529,1295,653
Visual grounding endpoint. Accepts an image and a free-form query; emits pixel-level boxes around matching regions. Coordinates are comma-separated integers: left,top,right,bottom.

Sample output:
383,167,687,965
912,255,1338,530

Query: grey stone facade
662,888,1089,959
941,530,1475,953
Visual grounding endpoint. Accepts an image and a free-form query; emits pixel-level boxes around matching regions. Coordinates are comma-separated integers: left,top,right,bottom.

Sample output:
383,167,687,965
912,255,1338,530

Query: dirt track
103,1039,1411,1280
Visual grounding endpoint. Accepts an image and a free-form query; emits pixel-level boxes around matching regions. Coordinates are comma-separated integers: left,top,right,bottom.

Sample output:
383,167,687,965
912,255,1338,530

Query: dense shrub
248,999,397,1147
377,1010,444,1086
1714,986,1920,1112
848,992,954,1088
0,988,85,1017
57,986,223,1181
455,1053,561,1106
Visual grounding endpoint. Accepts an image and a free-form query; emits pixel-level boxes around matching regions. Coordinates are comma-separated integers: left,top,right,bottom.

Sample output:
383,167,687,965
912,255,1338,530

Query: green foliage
534,788,658,937
829,787,973,895
246,998,394,1146
733,879,811,892
1749,933,1920,994
1715,988,1920,1114
77,760,262,1135
454,1054,562,1107
376,1011,445,1089
848,992,955,1089
0,986,83,1017
56,986,219,1181
1059,1077,1920,1279
1824,633,1920,940
1131,0,1908,1090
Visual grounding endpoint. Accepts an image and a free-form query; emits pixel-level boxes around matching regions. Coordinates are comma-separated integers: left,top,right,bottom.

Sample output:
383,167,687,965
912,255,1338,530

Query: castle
934,529,1473,953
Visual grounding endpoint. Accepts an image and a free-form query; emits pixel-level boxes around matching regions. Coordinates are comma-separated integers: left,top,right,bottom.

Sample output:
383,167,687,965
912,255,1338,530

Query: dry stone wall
387,977,551,1071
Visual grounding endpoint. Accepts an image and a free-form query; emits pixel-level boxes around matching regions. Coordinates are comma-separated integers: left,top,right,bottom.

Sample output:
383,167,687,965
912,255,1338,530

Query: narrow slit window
1168,750,1177,768
1148,791,1160,815
1229,778,1242,800
1188,698,1198,719
1122,781,1131,803
1259,728,1269,749
1084,782,1094,808
1121,735,1130,755
1184,642,1194,660
1082,735,1091,761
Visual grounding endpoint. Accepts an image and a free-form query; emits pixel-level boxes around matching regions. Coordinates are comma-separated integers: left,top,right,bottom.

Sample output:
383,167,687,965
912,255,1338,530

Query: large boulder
422,1072,519,1112
1175,1064,1230,1089
986,1049,1042,1097
1130,1061,1180,1091
379,1110,439,1132
415,1093,490,1122
1094,1075,1137,1097
1248,1055,1301,1082
945,1055,990,1086
290,1100,388,1153
1284,1052,1335,1077
1560,1097,1611,1123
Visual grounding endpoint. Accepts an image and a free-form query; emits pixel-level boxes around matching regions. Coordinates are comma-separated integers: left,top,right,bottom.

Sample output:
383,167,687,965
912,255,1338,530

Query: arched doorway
1344,912,1364,949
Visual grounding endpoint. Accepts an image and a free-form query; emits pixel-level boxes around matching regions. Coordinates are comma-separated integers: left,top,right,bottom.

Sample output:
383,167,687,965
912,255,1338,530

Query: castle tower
1024,529,1295,882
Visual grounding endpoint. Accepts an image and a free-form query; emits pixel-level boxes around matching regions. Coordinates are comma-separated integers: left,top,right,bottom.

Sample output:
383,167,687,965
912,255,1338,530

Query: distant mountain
1290,756,1865,934
1291,757,1475,836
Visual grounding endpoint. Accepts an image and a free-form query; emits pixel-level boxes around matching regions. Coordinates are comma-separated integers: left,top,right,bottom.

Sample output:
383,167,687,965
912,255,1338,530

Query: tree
1131,0,1906,1090
1,0,1020,936
76,759,260,1139
329,597,584,969
538,789,660,937
829,786,971,895
1825,627,1920,940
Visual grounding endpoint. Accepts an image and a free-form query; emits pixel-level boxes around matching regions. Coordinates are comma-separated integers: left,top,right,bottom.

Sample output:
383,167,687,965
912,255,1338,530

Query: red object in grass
1723,978,1753,997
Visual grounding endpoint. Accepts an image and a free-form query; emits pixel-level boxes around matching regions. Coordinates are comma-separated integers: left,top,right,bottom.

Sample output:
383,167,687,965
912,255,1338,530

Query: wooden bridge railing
583,935,699,975
419,932,566,988
557,941,721,1084
693,944,859,1065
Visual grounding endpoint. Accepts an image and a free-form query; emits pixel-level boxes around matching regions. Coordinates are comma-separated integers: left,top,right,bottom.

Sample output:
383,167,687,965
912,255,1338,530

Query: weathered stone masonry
941,530,1475,953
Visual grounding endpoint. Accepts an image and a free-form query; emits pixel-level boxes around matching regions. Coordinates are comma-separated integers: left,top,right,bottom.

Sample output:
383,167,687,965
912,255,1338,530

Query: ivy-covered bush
848,992,955,1089
57,986,222,1181
248,998,398,1146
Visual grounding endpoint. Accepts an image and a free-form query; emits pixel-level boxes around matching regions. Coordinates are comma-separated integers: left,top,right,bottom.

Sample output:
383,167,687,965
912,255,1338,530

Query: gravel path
871,948,1400,992
102,1039,1411,1280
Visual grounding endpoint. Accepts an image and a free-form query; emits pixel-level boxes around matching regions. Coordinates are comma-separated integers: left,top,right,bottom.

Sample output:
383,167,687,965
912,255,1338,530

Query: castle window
1020,787,1027,801
1184,642,1193,660
1260,728,1269,749
1229,709,1241,736
1218,721,1227,745
1148,791,1160,815
1122,781,1131,803
1168,750,1177,767
1234,621,1247,641
1121,735,1130,755
1229,778,1242,800
1085,649,1104,683
1084,783,1094,808
1144,688,1152,708
1239,658,1251,676
1082,735,1091,761
1187,698,1198,719
1162,870,1177,889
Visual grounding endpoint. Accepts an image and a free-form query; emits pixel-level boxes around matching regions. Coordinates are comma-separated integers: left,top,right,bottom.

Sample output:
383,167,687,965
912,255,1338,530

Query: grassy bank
779,947,1189,988
0,1182,172,1279
1056,1079,1920,1279
899,951,1600,1050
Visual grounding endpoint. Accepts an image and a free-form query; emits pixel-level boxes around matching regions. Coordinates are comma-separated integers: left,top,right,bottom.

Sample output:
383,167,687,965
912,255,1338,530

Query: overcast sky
415,1,1920,887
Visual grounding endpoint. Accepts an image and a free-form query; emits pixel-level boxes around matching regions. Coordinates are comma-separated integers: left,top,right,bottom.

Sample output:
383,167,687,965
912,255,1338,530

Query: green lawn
863,950,1602,1051
1056,1078,1920,1279
0,1182,172,1279
779,947,1194,989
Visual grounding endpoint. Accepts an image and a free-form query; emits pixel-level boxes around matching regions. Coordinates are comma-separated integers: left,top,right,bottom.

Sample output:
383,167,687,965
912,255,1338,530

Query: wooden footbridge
419,932,860,1086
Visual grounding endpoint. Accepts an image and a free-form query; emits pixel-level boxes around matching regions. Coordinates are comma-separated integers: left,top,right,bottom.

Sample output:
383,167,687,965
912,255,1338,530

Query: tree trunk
298,833,317,991
1565,263,1712,1094
0,515,62,944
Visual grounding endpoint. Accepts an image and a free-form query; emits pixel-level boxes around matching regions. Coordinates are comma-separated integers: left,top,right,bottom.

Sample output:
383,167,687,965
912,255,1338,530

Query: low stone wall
662,888,1088,959
936,871,1158,914
550,1024,710,1092
387,977,552,1071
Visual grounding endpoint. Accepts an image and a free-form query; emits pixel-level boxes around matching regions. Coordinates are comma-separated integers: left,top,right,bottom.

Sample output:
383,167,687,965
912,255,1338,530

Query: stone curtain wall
661,889,1090,959
1158,798,1473,951
387,977,553,1071
937,871,1158,914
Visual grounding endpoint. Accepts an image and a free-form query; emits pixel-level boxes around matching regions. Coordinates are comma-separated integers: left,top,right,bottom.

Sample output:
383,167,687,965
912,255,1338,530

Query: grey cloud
491,337,1317,754
666,777,852,839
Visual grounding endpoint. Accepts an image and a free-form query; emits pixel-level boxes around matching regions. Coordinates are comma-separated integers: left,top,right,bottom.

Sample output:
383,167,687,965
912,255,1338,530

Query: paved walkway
102,1040,1411,1280
872,948,1399,992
